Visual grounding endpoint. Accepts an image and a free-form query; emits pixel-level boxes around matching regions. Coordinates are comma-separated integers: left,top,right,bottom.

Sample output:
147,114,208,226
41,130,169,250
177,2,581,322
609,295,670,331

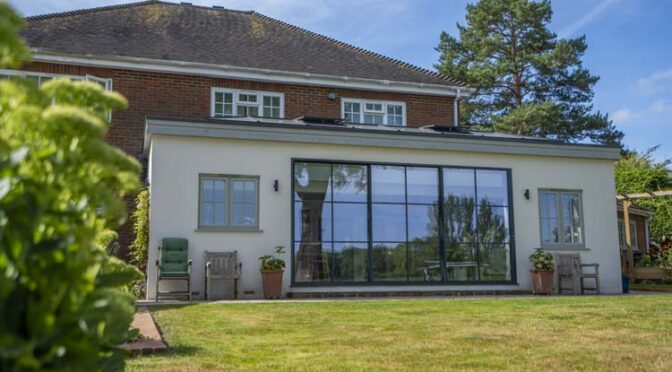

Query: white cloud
558,0,619,38
637,69,672,95
611,108,632,124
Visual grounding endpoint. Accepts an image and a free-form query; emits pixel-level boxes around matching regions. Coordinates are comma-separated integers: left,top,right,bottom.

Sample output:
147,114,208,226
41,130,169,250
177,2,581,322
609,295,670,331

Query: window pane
201,203,213,225
201,179,214,202
233,180,255,203
333,242,368,281
344,101,361,123
407,204,438,242
443,168,475,205
541,217,559,244
214,180,226,202
214,203,226,225
333,203,368,242
371,165,405,203
476,170,508,206
332,164,367,202
477,205,509,245
232,203,256,226
408,242,441,282
444,204,476,244
445,243,478,281
294,201,332,243
365,103,383,111
540,192,559,244
372,204,406,242
371,243,407,281
294,162,332,202
294,242,331,282
561,193,582,244
364,113,384,125
407,167,438,204
479,244,511,281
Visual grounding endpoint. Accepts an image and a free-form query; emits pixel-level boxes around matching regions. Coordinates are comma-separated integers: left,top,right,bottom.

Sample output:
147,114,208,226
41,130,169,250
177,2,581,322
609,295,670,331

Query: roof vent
425,125,471,134
300,116,344,125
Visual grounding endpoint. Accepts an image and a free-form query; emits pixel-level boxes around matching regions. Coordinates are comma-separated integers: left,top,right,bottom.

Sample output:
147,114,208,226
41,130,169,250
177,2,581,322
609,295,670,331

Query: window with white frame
0,69,112,90
211,88,284,119
199,175,259,229
618,219,638,250
341,98,406,126
538,190,584,247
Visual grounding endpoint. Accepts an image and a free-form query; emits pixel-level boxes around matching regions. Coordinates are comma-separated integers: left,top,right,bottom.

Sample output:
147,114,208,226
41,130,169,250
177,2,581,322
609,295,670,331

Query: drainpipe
453,88,461,127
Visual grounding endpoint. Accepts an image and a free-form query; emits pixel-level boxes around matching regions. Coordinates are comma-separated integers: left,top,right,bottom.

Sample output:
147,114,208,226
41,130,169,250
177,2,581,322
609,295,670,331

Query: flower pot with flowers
259,245,286,299
529,248,555,295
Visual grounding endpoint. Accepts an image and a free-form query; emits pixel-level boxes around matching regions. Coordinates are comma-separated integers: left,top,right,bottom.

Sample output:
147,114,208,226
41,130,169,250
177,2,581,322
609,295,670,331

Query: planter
632,267,672,281
261,270,284,299
530,270,554,295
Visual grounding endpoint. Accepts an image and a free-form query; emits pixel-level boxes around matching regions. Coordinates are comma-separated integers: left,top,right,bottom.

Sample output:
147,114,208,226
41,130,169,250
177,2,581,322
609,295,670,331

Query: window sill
539,246,590,251
195,227,263,233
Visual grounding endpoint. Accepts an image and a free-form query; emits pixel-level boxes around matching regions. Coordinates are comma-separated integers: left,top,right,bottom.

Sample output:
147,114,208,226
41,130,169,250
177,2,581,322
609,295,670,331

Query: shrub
129,188,149,297
529,248,554,271
259,246,286,271
0,4,141,370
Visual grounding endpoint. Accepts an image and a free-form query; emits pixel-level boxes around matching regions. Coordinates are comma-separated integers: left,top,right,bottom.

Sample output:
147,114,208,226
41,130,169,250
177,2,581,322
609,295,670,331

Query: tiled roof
22,1,464,87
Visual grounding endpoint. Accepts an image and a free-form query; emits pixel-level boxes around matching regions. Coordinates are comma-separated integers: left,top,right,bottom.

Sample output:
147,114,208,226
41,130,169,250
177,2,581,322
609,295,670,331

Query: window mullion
557,192,564,245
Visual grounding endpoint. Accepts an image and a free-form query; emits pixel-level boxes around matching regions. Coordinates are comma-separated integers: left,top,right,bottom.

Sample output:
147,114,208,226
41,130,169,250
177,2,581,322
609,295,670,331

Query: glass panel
371,165,405,203
477,205,509,245
408,242,441,282
540,192,559,244
476,170,508,206
344,101,361,123
201,179,214,202
214,203,226,225
201,203,213,225
372,204,406,242
443,168,475,205
444,204,476,244
365,103,383,112
407,204,438,242
479,244,511,281
333,242,368,282
364,113,384,125
332,164,367,202
333,203,368,242
294,163,332,202
407,167,438,204
562,193,582,244
214,180,226,202
294,201,332,243
294,242,331,282
371,242,407,281
445,243,478,281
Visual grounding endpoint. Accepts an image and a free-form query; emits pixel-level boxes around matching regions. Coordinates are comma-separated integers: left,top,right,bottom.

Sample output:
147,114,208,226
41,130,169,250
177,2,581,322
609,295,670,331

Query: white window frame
198,174,260,231
618,218,638,251
340,98,406,126
210,88,285,119
0,69,112,90
538,189,586,249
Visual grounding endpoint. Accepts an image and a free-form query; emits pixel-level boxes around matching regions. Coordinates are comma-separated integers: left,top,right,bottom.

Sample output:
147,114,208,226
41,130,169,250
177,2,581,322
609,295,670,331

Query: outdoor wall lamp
273,179,279,192
524,189,530,200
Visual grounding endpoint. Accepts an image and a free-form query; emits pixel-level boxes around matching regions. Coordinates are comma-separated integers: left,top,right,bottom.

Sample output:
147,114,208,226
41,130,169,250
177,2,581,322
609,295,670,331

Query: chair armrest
188,259,193,274
581,263,599,267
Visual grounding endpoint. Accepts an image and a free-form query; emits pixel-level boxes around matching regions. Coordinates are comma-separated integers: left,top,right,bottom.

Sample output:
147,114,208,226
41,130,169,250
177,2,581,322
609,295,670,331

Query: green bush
0,3,141,370
129,188,149,297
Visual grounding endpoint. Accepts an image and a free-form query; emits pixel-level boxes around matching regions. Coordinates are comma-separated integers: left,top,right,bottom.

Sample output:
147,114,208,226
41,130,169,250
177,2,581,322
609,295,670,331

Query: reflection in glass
333,203,368,242
407,204,437,241
333,242,368,281
562,193,583,244
294,202,331,242
443,168,475,202
294,242,331,282
445,243,478,281
371,243,407,281
294,162,331,202
479,244,511,281
476,170,508,206
332,164,368,202
372,204,406,242
408,243,441,282
407,167,438,204
539,192,559,244
371,165,405,203
444,203,476,244
477,205,509,245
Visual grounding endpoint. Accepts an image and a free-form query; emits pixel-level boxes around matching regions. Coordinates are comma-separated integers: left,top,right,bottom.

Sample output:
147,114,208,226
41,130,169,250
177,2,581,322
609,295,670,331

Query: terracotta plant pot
530,270,554,295
261,270,284,299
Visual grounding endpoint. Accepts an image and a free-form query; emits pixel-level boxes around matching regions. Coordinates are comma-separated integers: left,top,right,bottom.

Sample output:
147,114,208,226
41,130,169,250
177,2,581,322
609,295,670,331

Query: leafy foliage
0,4,141,370
129,188,149,297
615,147,672,242
259,246,286,271
529,248,554,271
436,0,623,145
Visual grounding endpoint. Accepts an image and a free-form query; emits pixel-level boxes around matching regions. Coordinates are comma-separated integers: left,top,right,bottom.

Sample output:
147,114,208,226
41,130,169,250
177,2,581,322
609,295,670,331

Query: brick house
13,1,623,298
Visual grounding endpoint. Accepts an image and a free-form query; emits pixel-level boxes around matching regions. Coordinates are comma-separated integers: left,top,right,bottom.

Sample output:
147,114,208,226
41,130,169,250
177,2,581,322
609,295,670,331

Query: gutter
31,49,477,98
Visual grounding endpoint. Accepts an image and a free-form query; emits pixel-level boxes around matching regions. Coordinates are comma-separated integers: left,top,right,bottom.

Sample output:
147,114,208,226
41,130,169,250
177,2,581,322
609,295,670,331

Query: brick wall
21,61,456,258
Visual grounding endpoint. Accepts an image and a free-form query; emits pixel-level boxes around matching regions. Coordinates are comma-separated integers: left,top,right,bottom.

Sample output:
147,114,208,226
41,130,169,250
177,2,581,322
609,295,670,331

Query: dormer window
342,98,406,126
211,88,284,119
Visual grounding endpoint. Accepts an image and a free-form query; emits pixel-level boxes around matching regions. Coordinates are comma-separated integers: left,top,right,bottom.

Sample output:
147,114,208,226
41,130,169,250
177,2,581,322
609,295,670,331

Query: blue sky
10,0,672,161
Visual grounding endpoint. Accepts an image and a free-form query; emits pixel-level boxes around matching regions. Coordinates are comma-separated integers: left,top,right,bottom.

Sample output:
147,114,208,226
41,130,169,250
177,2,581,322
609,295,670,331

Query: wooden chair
577,256,600,294
204,251,242,300
554,253,600,295
155,238,192,301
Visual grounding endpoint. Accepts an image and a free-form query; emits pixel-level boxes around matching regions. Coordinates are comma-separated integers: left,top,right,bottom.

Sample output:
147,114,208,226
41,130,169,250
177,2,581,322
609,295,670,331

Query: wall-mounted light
524,189,530,200
327,92,337,100
273,179,279,192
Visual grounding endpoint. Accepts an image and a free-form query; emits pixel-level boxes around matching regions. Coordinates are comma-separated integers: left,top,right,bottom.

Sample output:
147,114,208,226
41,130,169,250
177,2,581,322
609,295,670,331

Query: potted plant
259,245,286,299
529,248,554,295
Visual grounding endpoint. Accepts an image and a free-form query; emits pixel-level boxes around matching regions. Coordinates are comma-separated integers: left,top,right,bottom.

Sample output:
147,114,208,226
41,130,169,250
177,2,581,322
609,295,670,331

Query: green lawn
128,295,672,371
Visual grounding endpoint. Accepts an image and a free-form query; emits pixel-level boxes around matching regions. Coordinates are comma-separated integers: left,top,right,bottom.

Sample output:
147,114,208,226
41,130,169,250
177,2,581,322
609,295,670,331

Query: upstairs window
211,88,284,119
0,69,112,90
342,98,405,126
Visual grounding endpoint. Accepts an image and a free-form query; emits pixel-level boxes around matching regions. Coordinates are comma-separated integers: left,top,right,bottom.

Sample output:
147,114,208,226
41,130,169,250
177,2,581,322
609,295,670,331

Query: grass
127,295,672,371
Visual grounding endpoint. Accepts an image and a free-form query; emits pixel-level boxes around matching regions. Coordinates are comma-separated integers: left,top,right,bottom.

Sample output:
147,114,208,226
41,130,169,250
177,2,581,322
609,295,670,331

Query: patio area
128,294,672,371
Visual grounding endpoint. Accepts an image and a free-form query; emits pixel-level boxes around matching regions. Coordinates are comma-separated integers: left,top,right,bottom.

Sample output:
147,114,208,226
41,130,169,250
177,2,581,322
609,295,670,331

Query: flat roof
144,116,622,161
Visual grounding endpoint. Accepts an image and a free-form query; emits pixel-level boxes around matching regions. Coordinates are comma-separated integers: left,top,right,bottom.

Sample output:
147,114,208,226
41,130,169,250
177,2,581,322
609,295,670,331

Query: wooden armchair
554,253,600,295
204,251,242,300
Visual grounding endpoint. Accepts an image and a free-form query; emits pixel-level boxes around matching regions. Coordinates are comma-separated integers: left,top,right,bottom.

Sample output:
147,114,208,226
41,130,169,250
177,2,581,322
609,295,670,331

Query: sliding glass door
292,160,514,285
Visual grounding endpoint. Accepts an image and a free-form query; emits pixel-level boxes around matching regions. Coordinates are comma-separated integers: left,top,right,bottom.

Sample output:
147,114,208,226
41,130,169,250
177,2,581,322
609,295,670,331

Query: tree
436,0,623,145
0,3,141,370
615,147,672,242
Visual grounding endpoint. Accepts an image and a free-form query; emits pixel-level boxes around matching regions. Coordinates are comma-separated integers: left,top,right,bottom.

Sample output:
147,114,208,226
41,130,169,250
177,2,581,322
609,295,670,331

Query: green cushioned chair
155,238,192,301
